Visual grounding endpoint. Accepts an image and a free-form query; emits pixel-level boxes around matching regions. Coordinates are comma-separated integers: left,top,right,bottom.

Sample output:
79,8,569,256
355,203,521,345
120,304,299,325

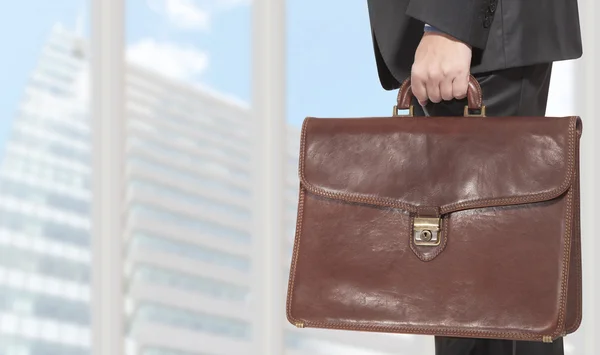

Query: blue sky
0,1,87,155
0,0,397,151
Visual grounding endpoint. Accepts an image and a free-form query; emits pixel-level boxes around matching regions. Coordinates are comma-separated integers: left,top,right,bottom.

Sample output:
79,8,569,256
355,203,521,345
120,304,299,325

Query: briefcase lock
413,217,441,246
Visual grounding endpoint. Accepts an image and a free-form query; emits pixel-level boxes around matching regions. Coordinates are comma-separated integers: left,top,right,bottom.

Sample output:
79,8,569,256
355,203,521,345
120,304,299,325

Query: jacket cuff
424,24,446,35
407,0,497,49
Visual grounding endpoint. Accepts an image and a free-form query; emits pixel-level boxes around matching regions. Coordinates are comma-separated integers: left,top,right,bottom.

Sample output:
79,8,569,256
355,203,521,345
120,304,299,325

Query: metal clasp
463,105,486,117
393,105,414,117
413,217,441,246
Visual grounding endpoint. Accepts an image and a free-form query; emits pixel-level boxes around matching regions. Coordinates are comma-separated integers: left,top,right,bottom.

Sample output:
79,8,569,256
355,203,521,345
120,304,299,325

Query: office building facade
0,25,419,355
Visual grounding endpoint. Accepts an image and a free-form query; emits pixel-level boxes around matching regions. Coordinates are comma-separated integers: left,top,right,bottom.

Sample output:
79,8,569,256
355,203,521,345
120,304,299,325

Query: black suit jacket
367,0,583,90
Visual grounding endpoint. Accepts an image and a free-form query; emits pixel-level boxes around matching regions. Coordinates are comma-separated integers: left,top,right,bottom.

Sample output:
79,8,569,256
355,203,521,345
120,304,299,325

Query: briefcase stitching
298,117,579,216
285,184,306,327
286,188,575,342
565,205,582,333
552,188,573,339
565,157,583,334
287,116,581,342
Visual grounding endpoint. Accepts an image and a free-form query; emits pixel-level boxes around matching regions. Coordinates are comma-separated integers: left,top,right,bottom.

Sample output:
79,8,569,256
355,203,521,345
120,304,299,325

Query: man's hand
411,32,472,106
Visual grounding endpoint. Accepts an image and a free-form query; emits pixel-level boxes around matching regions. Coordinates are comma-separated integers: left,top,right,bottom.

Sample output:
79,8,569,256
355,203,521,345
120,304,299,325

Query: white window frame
91,0,125,354
251,0,287,355
90,0,600,355
90,0,288,354
577,1,600,354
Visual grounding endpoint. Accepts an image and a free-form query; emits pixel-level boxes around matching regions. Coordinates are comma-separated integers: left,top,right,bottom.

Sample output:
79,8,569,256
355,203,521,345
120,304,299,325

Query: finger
426,72,442,103
440,77,454,101
411,71,428,106
452,73,469,100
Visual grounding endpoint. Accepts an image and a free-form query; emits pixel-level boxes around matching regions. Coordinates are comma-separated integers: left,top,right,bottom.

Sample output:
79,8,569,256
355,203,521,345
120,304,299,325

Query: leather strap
396,74,483,110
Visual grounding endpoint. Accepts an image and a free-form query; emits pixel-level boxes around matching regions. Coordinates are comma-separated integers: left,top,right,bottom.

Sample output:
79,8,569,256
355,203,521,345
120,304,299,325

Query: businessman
367,0,583,354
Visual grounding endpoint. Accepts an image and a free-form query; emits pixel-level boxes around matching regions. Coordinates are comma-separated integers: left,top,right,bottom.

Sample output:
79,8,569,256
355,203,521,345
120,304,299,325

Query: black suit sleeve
405,0,498,49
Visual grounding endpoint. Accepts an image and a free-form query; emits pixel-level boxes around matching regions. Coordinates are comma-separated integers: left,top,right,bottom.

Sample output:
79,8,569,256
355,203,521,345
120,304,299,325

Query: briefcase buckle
413,217,441,246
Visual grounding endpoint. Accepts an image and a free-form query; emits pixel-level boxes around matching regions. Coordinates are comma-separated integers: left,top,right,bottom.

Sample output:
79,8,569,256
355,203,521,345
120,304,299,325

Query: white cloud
127,38,209,81
148,0,210,31
147,0,251,31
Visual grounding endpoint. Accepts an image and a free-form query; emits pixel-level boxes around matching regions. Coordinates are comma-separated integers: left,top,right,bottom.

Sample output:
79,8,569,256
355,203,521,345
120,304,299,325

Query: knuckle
442,65,466,78
410,74,427,88
411,77,425,88
428,70,443,81
411,65,426,76
440,66,453,77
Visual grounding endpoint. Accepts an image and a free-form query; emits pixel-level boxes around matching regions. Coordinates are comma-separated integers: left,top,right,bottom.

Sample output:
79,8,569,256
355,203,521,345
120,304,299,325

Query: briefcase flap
300,115,581,215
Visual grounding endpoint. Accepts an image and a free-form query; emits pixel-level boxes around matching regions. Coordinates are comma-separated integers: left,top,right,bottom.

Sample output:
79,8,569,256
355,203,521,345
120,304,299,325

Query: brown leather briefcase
286,76,582,343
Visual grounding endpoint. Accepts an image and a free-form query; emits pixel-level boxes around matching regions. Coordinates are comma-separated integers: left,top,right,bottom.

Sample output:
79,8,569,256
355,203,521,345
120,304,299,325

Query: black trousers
412,63,565,355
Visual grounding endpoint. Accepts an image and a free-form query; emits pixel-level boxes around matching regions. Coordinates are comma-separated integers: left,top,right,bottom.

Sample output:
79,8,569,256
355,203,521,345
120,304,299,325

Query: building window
127,116,250,165
128,179,250,220
130,264,249,302
29,338,89,355
9,129,90,165
47,121,90,143
129,232,250,272
48,144,90,165
2,156,88,189
131,302,251,339
0,179,90,217
0,210,89,247
0,246,90,283
127,157,250,198
127,136,249,180
129,204,251,244
0,286,89,326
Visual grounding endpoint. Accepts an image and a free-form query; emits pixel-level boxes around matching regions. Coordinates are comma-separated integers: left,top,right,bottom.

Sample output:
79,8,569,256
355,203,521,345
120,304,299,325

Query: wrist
423,25,471,49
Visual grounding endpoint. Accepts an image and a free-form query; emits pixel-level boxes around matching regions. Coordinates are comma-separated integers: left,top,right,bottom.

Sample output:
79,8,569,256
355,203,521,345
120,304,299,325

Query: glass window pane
0,2,91,354
127,179,250,221
125,1,253,354
130,302,251,340
129,232,250,272
129,204,250,244
285,1,429,354
130,264,249,302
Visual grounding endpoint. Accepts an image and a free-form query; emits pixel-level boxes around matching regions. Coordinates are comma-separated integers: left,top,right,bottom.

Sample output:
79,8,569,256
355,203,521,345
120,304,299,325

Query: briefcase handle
394,74,485,117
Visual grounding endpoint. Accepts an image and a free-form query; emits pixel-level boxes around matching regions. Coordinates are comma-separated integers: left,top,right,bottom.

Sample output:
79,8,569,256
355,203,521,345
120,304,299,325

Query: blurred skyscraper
0,24,423,355
124,61,261,354
0,24,91,355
